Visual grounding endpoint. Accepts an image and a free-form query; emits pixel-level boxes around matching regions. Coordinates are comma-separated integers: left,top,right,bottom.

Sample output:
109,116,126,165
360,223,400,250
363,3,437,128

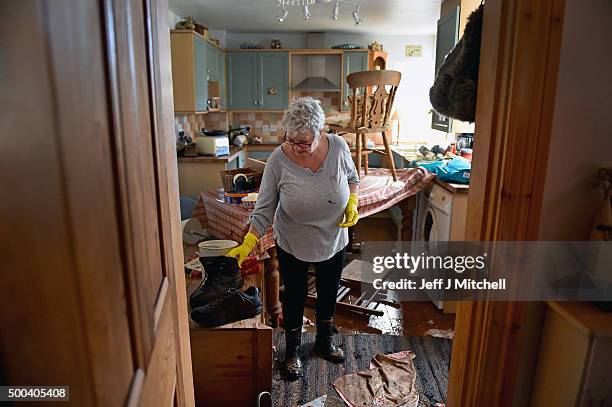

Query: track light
352,5,362,25
304,4,311,19
331,0,339,20
277,3,288,23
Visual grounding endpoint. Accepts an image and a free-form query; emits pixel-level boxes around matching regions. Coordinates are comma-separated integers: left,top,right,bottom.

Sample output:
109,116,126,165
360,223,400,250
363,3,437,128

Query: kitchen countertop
177,146,244,163
435,179,469,194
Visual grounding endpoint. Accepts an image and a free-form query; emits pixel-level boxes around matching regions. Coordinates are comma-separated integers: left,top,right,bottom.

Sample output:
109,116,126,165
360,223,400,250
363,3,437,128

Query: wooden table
192,167,435,327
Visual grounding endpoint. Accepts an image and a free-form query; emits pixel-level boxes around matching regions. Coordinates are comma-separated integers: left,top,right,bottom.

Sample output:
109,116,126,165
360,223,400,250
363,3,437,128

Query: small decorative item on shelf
270,39,282,49
240,42,264,49
249,134,263,144
331,43,363,50
194,22,208,37
369,41,383,52
209,38,220,46
175,16,196,30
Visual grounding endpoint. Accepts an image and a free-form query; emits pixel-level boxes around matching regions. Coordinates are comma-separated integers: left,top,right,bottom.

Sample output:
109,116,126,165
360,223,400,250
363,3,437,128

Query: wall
537,0,612,240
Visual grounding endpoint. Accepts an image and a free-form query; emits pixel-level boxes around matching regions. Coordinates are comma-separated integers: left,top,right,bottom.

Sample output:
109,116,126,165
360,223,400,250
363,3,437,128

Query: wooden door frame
447,0,566,405
142,0,196,404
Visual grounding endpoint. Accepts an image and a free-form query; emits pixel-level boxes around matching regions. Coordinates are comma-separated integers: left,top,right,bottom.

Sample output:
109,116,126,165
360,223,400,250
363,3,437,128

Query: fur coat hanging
429,4,484,123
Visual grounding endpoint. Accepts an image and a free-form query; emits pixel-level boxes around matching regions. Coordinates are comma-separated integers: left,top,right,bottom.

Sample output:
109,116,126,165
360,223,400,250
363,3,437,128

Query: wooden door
0,0,195,405
195,36,209,112
259,52,289,110
227,52,259,110
341,51,369,111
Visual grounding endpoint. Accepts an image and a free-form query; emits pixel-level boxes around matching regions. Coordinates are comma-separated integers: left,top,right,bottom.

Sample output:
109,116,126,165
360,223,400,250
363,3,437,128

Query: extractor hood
291,54,341,91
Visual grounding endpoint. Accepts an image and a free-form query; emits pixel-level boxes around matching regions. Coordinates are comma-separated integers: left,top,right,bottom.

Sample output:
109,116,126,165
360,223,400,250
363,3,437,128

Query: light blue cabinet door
227,52,258,110
341,51,369,111
259,52,288,110
217,48,226,109
194,37,208,112
205,43,218,82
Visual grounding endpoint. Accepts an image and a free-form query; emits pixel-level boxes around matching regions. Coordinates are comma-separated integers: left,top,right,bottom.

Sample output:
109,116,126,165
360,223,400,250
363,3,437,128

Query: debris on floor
302,316,314,332
333,352,419,407
425,328,454,339
300,395,326,407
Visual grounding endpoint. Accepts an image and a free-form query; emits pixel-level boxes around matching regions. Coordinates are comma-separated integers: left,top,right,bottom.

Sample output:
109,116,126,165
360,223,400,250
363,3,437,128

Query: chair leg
381,131,397,181
355,133,362,177
362,134,368,174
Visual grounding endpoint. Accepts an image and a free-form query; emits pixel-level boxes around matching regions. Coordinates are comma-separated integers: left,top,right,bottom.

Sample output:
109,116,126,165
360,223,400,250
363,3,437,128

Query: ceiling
168,0,442,36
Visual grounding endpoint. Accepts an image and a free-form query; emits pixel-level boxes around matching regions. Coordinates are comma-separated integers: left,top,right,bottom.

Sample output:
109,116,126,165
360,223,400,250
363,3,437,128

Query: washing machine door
421,206,438,250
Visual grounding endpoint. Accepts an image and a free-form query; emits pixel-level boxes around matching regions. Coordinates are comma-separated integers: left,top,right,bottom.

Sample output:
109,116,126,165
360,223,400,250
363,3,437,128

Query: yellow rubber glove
226,231,259,266
339,193,359,228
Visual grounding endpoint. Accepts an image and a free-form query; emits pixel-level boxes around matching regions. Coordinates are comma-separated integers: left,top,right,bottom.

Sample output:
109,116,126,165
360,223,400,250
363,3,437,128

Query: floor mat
272,331,451,407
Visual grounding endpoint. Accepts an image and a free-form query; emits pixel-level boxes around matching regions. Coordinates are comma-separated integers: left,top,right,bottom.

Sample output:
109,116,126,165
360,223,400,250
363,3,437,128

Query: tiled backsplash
289,91,341,113
174,112,228,141
230,112,284,143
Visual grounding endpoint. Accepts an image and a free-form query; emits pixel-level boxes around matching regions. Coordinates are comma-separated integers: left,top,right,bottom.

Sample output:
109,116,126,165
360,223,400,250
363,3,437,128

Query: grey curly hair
281,97,326,138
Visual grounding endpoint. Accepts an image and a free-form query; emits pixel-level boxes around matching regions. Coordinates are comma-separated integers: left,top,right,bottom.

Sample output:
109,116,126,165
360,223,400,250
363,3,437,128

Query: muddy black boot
315,319,345,363
281,328,302,381
189,256,243,309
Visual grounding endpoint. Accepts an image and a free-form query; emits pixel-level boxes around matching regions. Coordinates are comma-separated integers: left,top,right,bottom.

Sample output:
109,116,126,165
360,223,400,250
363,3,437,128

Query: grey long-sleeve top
249,133,359,262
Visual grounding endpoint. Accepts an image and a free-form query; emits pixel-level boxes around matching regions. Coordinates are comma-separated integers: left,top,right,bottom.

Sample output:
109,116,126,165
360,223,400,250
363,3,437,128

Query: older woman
227,97,359,380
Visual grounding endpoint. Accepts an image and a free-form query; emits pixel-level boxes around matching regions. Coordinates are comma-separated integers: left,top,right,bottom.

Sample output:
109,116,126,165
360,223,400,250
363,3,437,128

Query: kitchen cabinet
170,30,225,113
177,148,246,197
431,5,460,132
227,52,289,111
341,51,369,111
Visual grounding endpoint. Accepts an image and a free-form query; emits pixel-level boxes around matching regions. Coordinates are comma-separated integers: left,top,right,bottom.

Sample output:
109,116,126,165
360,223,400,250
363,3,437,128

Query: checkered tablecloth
192,167,434,255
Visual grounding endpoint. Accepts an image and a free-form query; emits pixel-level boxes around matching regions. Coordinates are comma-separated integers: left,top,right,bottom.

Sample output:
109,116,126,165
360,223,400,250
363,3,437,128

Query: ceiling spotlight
352,5,362,25
277,4,288,23
304,4,311,20
331,0,339,20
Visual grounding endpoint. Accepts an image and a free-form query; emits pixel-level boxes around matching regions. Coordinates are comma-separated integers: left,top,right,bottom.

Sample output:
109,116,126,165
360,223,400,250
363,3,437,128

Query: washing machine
414,183,453,309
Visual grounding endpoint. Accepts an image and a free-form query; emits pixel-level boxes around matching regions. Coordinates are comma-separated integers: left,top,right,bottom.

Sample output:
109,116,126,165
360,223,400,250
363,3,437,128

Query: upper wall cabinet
431,5,460,132
170,30,224,113
341,51,369,111
227,52,289,111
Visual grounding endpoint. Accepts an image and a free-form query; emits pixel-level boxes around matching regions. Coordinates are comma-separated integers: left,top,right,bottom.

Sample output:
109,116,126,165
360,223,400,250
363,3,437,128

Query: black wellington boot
315,319,345,363
281,328,303,381
189,256,243,309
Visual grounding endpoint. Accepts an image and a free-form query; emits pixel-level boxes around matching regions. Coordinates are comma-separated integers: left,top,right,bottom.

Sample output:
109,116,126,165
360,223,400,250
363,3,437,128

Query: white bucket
197,240,238,257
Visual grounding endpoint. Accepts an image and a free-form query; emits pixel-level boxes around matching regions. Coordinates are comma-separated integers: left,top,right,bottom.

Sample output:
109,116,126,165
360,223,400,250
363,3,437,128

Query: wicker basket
220,168,263,193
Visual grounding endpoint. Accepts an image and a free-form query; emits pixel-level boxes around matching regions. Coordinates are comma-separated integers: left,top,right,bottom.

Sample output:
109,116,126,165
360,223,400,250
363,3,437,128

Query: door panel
194,37,208,111
259,52,289,110
217,48,226,110
342,51,368,111
227,52,258,109
206,43,218,82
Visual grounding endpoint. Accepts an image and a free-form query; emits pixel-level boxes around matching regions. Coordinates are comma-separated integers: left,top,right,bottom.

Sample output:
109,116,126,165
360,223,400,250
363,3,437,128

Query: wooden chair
327,70,401,181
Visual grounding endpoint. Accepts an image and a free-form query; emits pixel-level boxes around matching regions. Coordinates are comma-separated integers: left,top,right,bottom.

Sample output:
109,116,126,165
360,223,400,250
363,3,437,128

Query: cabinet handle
253,100,258,105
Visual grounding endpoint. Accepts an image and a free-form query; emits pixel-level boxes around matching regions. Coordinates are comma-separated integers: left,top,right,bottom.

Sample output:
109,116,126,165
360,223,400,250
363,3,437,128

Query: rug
272,331,452,407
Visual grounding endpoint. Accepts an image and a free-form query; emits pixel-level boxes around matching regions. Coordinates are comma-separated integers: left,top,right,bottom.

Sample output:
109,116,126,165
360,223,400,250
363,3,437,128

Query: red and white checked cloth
192,167,434,256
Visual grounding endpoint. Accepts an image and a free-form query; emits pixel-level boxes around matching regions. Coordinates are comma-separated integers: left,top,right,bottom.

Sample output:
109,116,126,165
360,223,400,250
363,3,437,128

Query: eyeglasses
283,131,314,149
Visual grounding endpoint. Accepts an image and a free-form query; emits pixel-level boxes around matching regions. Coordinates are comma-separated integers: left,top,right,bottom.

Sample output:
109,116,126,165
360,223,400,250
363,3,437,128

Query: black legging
276,245,346,331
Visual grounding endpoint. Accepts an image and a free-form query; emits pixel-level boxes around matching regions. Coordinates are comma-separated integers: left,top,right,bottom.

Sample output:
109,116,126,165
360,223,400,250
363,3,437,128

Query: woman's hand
339,193,359,228
226,232,259,266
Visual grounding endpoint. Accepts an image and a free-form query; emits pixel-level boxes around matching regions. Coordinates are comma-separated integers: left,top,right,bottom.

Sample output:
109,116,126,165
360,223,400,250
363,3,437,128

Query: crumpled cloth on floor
333,352,419,407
